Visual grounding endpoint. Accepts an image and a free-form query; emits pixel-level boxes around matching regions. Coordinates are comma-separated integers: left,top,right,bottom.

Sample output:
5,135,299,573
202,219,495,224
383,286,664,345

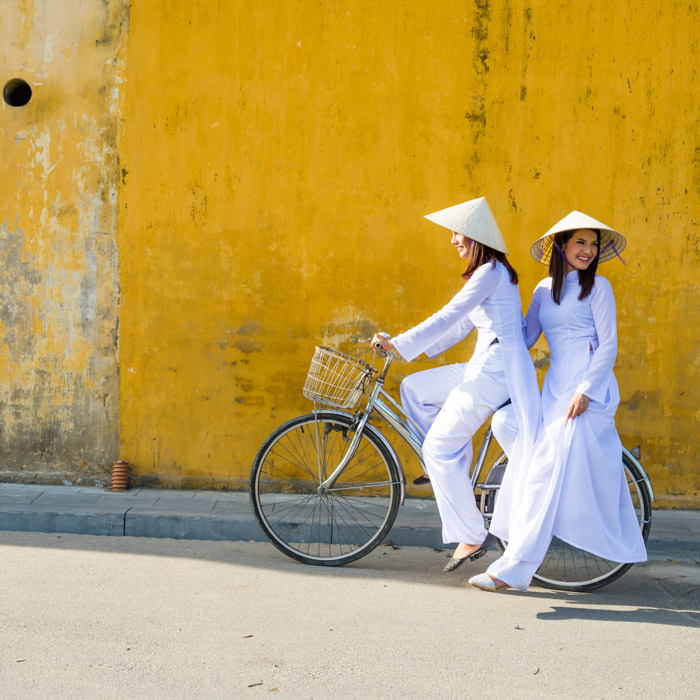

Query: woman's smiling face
562,228,599,272
451,231,472,258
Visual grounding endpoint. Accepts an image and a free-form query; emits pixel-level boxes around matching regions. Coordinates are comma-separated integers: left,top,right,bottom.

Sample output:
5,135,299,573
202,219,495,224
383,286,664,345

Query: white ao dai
488,271,646,590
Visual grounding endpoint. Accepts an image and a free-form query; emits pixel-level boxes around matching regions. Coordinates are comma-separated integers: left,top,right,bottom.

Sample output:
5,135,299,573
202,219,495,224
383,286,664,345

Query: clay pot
111,460,130,491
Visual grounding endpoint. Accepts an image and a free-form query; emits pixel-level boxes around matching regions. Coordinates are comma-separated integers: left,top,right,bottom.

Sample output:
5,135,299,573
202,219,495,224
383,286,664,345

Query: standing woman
371,197,539,570
470,211,647,592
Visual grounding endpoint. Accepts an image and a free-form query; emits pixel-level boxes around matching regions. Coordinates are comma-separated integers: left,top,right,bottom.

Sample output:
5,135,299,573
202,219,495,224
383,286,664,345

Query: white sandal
468,573,509,592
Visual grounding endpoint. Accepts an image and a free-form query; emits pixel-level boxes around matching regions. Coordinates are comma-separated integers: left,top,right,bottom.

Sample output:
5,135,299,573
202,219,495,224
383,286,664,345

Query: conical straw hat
424,197,509,254
531,210,626,264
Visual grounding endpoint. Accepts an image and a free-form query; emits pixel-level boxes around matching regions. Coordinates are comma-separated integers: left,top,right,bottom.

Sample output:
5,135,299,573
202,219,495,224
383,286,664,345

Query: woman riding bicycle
470,211,647,592
371,197,540,571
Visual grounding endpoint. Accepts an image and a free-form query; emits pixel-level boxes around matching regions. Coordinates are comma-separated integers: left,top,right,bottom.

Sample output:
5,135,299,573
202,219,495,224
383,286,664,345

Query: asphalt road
1,532,698,699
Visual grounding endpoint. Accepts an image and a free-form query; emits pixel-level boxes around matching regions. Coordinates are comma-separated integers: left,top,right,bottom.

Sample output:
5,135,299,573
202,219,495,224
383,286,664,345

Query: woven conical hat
531,210,626,264
424,197,508,254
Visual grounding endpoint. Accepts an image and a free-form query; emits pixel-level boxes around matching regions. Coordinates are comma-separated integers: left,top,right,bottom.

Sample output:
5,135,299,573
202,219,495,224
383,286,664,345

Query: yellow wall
118,1,699,506
0,1,128,482
3,2,695,505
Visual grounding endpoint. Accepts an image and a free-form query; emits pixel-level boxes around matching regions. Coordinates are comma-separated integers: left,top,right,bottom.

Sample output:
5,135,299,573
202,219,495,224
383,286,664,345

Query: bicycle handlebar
357,335,394,379
358,331,392,353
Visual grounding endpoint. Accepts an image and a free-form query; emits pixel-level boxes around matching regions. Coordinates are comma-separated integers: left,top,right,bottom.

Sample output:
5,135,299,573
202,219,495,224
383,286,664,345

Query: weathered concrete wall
0,1,128,483
119,1,699,505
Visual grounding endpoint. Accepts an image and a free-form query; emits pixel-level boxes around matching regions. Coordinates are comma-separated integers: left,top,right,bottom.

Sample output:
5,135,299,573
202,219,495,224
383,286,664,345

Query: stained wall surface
0,1,128,483
119,1,699,506
2,2,698,506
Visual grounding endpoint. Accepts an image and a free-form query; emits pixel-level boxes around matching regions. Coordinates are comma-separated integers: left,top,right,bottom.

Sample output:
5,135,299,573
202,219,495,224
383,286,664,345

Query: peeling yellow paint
0,0,128,482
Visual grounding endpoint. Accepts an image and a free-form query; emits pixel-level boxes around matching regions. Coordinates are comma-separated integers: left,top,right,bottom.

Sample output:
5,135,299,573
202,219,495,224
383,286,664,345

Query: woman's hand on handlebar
370,333,396,354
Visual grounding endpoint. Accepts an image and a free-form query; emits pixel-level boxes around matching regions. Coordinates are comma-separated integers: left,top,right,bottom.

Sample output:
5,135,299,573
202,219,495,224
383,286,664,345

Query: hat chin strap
599,238,627,265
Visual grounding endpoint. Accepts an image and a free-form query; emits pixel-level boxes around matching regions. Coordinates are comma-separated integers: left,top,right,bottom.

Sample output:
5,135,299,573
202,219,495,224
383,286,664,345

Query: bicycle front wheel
481,452,653,592
250,411,402,566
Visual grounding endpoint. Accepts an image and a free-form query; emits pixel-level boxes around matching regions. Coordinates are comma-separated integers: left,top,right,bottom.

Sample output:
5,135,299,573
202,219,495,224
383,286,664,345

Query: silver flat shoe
468,573,510,592
443,533,497,572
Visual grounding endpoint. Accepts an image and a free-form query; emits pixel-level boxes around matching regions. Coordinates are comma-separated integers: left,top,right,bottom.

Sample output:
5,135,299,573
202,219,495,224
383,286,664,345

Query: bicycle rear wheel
481,452,652,591
250,411,402,566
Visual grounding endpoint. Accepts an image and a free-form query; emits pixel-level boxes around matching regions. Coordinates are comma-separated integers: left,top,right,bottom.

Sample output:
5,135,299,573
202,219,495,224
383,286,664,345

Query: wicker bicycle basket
303,346,377,409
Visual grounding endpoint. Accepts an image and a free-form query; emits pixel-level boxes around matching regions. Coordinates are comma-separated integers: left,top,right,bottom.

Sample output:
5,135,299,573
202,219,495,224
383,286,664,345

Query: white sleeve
423,316,476,359
575,277,617,403
523,286,544,349
392,263,500,362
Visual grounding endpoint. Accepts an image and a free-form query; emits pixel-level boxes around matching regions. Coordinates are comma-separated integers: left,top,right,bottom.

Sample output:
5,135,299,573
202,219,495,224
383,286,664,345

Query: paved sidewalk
0,482,698,555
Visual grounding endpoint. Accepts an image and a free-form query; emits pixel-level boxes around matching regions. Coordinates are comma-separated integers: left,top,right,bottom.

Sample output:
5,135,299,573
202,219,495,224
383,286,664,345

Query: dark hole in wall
3,78,32,107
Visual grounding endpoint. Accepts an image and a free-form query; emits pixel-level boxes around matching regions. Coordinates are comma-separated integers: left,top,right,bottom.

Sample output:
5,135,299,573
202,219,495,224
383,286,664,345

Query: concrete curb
0,483,698,557
123,511,265,541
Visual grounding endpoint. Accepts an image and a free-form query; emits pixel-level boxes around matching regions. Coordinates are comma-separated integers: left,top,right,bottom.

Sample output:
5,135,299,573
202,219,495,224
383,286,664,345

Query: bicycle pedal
469,550,484,561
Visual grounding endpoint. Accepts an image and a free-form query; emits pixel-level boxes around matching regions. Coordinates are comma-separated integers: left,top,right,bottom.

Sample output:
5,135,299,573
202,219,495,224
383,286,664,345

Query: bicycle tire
250,411,402,566
480,452,653,592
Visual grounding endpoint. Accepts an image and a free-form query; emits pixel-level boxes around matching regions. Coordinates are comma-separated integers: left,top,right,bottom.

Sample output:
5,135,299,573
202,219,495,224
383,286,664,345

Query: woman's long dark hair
462,239,518,284
549,229,600,304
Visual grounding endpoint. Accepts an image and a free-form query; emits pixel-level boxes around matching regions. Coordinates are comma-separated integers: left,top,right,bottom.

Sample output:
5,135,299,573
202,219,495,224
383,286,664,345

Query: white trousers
400,348,509,545
400,363,466,435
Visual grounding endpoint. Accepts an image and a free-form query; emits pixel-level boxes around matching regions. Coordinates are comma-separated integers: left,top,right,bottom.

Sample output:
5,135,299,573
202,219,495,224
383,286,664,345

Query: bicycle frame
253,343,655,585
316,350,497,504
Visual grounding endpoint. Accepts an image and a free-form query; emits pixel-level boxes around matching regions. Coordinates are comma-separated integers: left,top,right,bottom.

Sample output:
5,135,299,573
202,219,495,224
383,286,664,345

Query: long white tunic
489,272,646,589
392,261,540,544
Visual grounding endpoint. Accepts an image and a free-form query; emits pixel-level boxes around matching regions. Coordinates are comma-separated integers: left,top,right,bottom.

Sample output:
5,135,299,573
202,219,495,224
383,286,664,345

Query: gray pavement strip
0,483,698,556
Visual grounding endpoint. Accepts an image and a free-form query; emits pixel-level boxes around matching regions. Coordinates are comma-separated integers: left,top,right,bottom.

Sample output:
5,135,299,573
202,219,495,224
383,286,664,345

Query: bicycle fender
622,446,655,503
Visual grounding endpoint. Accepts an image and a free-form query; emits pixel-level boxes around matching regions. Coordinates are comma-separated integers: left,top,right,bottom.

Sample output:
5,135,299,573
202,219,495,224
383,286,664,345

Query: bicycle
249,344,654,591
